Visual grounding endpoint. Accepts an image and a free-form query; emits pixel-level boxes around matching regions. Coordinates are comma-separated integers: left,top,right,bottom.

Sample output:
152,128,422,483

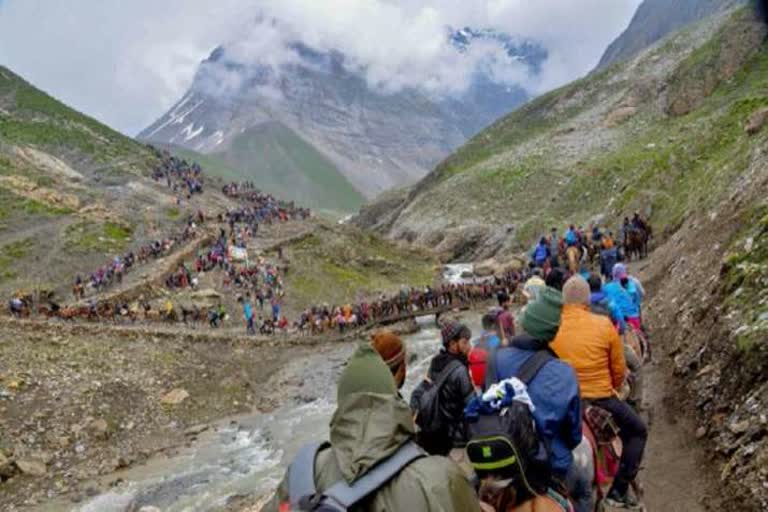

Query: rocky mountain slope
358,4,768,507
139,31,543,205
0,66,240,299
597,0,747,69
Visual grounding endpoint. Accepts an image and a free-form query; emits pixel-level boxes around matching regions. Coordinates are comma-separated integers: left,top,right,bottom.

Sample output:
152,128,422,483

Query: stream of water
72,299,481,512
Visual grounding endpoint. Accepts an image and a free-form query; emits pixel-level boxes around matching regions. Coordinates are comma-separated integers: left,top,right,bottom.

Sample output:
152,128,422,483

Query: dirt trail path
630,260,718,511
641,359,713,511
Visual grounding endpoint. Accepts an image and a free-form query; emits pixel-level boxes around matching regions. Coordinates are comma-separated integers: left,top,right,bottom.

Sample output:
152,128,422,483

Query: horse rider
551,276,647,510
549,227,560,267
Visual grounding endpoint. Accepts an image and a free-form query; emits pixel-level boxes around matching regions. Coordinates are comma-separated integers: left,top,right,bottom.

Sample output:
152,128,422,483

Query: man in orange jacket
550,276,647,510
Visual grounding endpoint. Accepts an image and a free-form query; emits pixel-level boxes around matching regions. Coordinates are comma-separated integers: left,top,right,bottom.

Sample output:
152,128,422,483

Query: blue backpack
534,244,548,263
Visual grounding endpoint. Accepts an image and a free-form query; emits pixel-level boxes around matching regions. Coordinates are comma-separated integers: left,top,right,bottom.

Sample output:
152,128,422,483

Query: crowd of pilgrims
148,146,204,197
290,275,521,336
72,211,205,299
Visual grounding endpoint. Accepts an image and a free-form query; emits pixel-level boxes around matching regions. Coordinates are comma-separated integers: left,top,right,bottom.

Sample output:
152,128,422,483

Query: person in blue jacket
604,264,642,330
531,237,551,268
587,273,626,333
489,288,584,504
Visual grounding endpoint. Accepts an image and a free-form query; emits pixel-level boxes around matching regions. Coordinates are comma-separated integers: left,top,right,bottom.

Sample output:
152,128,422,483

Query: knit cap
441,321,472,346
563,275,591,306
521,287,563,342
337,343,397,402
613,263,628,280
370,330,405,372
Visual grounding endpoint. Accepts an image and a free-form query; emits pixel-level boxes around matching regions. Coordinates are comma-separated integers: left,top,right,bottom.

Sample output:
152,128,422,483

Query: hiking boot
604,488,642,510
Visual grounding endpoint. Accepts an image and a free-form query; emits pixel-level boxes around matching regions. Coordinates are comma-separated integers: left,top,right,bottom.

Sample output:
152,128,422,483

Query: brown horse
625,227,650,261
566,246,581,274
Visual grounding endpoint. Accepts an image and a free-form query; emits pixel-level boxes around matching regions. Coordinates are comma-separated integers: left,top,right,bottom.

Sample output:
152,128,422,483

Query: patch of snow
181,123,204,141
145,96,204,138
171,99,204,126
210,130,225,147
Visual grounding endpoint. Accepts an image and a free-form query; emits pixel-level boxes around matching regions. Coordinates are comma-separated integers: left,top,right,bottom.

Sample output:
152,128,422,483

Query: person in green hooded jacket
264,343,481,512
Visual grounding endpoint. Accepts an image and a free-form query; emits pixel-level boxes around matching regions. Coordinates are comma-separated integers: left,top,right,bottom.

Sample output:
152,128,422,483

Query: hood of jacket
330,343,414,484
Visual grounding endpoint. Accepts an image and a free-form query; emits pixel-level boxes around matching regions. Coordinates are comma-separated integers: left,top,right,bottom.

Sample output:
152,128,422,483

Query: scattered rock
88,418,109,439
729,420,751,435
184,424,209,437
138,506,162,512
696,426,708,439
604,106,637,127
161,388,190,405
15,458,47,476
745,107,768,135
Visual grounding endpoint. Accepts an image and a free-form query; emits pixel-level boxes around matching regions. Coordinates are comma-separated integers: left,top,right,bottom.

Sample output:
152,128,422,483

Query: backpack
533,244,548,263
410,360,463,434
286,441,425,511
466,350,553,501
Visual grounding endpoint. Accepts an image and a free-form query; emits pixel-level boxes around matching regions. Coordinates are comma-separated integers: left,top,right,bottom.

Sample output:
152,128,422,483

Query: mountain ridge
139,27,545,204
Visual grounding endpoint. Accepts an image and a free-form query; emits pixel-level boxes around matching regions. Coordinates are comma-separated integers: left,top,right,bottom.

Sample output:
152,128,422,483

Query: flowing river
69,298,482,511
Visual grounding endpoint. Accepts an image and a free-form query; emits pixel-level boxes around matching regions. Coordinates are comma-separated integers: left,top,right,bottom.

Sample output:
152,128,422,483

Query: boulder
15,458,47,477
745,107,768,135
604,106,637,128
161,388,190,406
88,419,109,440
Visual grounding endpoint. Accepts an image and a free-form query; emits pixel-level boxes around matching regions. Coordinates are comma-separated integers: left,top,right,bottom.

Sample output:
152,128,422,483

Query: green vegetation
0,186,72,226
0,238,34,282
0,66,148,163
166,207,181,220
722,204,768,352
283,227,436,311
64,221,133,253
218,122,365,211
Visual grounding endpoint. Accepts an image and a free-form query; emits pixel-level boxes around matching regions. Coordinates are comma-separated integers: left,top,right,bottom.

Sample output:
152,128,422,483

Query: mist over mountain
139,23,547,201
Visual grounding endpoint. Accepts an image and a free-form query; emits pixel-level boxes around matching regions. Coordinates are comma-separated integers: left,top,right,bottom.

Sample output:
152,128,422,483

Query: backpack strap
288,441,330,509
516,350,553,385
320,441,425,510
432,359,463,390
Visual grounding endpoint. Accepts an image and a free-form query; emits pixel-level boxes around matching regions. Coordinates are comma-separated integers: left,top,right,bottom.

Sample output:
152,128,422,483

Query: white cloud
0,0,640,135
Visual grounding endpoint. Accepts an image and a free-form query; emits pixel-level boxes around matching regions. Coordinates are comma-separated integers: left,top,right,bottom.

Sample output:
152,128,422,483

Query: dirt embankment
0,321,315,510
640,148,768,509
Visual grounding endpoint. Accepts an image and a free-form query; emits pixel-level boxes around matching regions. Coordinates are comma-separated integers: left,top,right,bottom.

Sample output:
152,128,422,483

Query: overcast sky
0,0,641,136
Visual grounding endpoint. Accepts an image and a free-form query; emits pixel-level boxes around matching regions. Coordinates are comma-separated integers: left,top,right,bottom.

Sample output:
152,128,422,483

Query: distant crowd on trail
71,210,206,300
147,145,205,199
291,275,521,337
266,220,652,512
529,213,652,281
222,182,311,223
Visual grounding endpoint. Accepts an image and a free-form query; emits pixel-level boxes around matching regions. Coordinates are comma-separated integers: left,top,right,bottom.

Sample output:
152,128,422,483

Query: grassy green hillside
216,122,365,211
0,67,153,170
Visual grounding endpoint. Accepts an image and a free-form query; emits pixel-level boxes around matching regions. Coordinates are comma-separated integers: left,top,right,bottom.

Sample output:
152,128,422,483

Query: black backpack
409,360,462,434
466,350,553,500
